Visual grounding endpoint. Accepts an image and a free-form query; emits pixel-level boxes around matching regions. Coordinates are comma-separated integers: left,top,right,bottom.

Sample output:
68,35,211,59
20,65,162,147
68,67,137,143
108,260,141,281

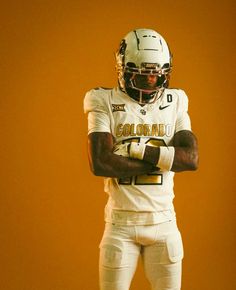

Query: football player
84,28,198,290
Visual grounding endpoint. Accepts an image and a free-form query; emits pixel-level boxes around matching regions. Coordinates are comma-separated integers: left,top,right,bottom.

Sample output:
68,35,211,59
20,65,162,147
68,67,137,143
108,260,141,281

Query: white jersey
84,87,191,225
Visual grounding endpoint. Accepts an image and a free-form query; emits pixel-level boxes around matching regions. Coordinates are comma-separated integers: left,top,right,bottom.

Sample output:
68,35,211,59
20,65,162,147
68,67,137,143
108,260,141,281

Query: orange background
0,1,235,289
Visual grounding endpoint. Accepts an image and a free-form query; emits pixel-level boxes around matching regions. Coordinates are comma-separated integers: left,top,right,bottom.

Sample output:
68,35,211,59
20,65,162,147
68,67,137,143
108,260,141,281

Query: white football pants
99,220,183,290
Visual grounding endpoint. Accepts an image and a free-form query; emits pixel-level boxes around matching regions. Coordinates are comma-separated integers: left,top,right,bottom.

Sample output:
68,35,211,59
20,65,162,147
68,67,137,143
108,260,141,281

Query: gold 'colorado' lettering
116,123,172,137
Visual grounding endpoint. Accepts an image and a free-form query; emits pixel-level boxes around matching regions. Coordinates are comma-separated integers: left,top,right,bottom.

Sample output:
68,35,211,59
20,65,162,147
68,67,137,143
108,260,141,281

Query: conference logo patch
112,104,126,112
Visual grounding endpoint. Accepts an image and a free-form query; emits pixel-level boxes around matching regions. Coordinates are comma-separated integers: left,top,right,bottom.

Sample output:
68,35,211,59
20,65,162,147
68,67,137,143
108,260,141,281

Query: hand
113,143,130,157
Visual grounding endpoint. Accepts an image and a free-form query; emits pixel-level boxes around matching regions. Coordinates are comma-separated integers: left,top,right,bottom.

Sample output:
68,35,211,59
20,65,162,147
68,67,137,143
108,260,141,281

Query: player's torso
99,87,176,191
87,87,184,213
108,87,178,147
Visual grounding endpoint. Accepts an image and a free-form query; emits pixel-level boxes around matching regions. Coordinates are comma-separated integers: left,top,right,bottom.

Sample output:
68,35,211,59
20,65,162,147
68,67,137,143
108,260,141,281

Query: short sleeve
175,90,191,133
83,89,111,134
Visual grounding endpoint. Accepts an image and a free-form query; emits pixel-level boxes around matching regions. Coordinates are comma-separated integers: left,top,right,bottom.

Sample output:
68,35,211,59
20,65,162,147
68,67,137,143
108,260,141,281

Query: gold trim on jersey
116,123,172,137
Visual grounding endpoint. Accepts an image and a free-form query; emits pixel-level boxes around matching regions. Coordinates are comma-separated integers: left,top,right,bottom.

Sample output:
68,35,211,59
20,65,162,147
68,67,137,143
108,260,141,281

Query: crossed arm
88,130,198,178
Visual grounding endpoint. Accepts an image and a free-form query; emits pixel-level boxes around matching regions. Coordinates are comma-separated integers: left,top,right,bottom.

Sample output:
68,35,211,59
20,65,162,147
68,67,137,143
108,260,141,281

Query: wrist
157,146,175,171
129,142,175,172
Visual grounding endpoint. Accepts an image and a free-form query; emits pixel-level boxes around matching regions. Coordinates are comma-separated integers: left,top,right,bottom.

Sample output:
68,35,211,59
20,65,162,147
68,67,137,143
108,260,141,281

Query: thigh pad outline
166,231,184,263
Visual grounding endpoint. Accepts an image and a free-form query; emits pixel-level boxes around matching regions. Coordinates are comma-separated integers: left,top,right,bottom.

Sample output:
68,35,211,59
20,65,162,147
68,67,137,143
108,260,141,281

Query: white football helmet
115,28,172,104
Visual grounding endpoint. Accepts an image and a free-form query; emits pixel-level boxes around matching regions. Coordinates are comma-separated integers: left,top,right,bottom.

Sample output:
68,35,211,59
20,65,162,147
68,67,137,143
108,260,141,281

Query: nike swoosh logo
159,105,170,110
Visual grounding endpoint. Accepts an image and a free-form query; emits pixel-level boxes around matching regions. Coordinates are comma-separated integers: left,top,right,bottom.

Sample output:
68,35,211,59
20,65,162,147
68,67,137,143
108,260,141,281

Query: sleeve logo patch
112,104,126,112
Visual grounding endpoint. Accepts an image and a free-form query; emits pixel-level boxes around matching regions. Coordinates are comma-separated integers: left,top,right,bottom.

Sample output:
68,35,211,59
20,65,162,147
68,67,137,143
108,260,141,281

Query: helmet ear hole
162,63,171,70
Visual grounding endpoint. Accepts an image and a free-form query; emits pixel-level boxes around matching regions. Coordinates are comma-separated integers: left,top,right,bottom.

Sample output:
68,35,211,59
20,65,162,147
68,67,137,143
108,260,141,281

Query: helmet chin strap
138,88,165,105
138,90,155,104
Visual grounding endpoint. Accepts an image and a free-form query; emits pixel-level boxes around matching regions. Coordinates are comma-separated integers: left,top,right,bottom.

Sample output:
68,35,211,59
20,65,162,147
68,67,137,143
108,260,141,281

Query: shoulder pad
83,87,110,114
